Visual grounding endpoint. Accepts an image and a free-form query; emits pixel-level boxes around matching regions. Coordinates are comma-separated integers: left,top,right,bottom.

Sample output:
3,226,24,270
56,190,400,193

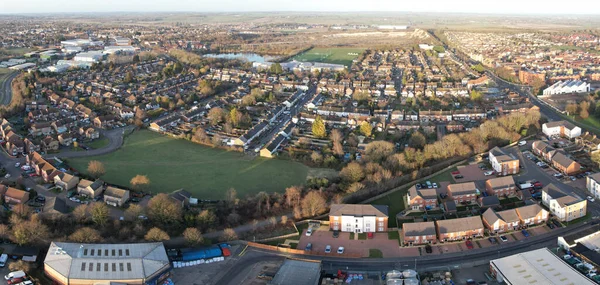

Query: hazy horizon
2,0,600,15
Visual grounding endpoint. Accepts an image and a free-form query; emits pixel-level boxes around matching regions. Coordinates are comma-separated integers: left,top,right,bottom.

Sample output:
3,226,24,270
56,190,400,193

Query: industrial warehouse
43,242,172,285
489,248,595,285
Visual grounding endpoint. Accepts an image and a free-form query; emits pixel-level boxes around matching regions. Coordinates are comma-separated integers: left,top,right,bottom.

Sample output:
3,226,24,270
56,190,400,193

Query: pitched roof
447,182,478,196
486,176,516,190
44,242,170,281
551,151,577,168
516,204,546,220
436,216,483,233
329,204,388,217
482,208,501,225
589,173,600,184
403,221,436,237
43,197,69,214
545,120,577,131
408,185,437,200
104,186,129,199
555,195,584,207
497,209,520,223
5,187,29,201
479,196,500,207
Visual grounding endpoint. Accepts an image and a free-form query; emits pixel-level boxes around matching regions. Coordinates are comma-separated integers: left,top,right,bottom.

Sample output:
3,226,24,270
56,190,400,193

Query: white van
0,254,7,267
518,141,527,146
4,270,25,280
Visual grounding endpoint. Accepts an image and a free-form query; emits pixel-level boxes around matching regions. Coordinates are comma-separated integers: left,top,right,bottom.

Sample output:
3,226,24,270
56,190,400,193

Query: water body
202,53,277,63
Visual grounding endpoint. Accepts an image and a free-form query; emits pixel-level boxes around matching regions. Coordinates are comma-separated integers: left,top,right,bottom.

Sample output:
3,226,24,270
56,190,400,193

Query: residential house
402,222,437,246
587,173,600,199
29,122,53,137
542,184,587,222
94,115,116,129
104,186,130,207
406,186,438,210
549,150,581,175
485,176,517,197
542,121,581,139
329,204,389,233
41,136,59,152
42,197,69,216
515,204,549,226
5,132,24,156
169,189,193,207
53,172,80,191
531,140,554,158
482,208,520,234
58,133,73,146
488,146,519,176
23,138,41,154
478,196,500,209
575,132,600,153
436,216,484,242
77,179,104,197
3,187,30,204
447,182,478,204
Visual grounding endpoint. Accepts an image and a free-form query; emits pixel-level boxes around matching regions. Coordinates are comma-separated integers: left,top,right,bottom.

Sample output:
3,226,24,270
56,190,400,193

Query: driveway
297,228,404,258
49,126,136,159
454,164,488,183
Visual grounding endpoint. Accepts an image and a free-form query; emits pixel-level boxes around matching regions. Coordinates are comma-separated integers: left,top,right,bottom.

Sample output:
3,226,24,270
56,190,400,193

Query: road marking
239,245,248,256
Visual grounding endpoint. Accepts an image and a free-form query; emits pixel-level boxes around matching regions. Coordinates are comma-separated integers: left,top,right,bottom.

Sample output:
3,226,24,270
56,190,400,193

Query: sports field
68,130,310,199
292,47,364,67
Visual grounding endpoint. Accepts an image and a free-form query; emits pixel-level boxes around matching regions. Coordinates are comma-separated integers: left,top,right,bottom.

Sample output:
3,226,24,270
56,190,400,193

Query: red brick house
402,221,437,246
407,185,438,210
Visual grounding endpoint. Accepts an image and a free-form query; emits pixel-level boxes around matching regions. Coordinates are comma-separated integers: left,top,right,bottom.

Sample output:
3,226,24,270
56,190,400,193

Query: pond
202,53,277,63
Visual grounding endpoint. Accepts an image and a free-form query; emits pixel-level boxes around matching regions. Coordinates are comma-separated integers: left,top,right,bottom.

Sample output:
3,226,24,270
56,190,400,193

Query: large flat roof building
490,248,595,285
270,259,321,285
44,242,172,285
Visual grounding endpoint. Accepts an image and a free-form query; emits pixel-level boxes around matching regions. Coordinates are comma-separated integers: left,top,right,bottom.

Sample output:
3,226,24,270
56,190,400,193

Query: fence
247,242,362,258
255,232,299,243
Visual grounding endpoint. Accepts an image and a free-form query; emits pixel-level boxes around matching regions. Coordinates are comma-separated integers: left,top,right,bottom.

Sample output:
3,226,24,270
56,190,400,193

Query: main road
0,71,18,106
215,221,595,284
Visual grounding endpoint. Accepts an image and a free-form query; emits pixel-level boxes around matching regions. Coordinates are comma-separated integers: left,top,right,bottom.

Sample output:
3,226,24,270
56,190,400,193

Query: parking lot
171,245,242,285
453,164,490,183
297,227,407,258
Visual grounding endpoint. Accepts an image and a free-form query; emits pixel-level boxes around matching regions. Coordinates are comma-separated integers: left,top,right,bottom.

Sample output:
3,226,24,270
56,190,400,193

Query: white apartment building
542,120,581,139
542,184,587,222
543,80,590,96
587,173,600,199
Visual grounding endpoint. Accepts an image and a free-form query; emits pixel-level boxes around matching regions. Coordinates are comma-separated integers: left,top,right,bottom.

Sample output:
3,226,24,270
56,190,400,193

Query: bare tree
130,175,151,192
340,162,365,183
285,186,301,208
220,228,238,242
147,193,182,224
87,160,106,179
183,228,204,246
301,191,327,217
144,227,171,241
69,227,102,243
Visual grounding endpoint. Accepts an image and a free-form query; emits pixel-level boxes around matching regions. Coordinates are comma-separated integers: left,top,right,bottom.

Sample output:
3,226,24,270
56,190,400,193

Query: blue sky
1,0,600,14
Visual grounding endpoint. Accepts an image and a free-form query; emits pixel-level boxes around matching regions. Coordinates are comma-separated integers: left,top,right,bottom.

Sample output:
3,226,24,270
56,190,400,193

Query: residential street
0,71,18,106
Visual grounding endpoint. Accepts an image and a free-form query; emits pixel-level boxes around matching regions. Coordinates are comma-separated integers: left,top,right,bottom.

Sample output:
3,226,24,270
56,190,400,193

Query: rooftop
491,248,595,285
270,259,321,285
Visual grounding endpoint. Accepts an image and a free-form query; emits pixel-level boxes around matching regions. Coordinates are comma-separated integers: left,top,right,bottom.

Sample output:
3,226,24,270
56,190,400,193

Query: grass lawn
67,130,311,199
370,190,406,227
292,47,364,67
358,233,367,240
368,249,383,258
387,231,402,246
349,233,355,240
86,137,110,149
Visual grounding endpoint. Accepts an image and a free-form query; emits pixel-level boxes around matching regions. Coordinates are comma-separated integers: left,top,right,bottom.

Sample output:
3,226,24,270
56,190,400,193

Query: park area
67,130,311,199
292,47,364,67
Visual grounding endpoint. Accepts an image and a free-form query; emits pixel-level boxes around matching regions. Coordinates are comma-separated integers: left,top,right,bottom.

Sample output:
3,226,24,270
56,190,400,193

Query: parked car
451,171,460,175
518,141,527,146
465,240,474,249
305,228,313,236
588,196,596,202
325,245,331,253
499,235,508,242
547,222,555,229
552,219,563,228
570,176,577,181
257,272,275,280
432,182,438,188
337,246,344,254
305,243,312,251
333,230,339,238
367,232,374,239
4,174,10,179
454,175,464,179
488,237,498,244
521,229,530,237
14,163,20,168
7,277,24,285
484,171,494,176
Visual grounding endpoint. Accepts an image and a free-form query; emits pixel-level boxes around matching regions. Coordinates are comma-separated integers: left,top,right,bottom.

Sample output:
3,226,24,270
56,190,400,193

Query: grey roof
43,197,69,214
270,259,321,285
403,221,436,237
479,196,500,207
545,120,577,131
589,173,600,184
551,151,577,168
562,225,600,246
44,242,170,281
329,204,388,217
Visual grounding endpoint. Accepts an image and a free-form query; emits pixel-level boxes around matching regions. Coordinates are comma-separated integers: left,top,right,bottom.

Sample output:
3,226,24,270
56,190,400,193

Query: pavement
0,71,18,106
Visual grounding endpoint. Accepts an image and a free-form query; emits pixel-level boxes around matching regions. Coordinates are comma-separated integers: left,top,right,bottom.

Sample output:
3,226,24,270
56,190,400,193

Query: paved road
49,125,136,159
0,71,18,106
215,221,594,284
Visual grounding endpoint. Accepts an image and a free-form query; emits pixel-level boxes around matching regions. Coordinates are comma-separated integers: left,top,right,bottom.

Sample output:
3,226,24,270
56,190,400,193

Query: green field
68,130,310,199
292,47,364,67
